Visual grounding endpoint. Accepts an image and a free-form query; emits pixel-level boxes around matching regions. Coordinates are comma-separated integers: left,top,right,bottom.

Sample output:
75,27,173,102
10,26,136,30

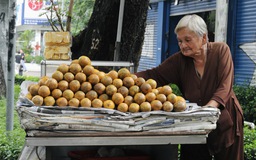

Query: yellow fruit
81,82,92,93
88,74,100,85
117,68,130,79
91,98,103,108
140,82,152,94
99,94,109,102
134,77,145,87
145,92,156,102
38,85,51,98
94,83,106,95
134,92,146,105
146,79,157,89
112,92,124,105
75,72,86,83
124,96,133,106
57,64,69,74
45,78,58,90
117,86,129,97
74,91,85,101
156,93,167,103
106,84,117,96
71,59,79,64
52,70,63,82
83,65,94,76
123,76,134,88
51,89,62,99
96,71,106,80
100,75,113,86
163,101,174,112
140,102,152,112
117,103,128,113
112,78,123,88
64,72,75,82
44,96,55,106
29,84,40,96
68,98,80,107
129,85,140,96
107,70,118,80
159,85,173,96
38,76,49,86
85,90,98,101
25,92,32,100
62,89,74,101
56,97,68,107
129,103,140,113
130,74,137,80
174,96,186,112
78,56,91,67
103,100,115,109
58,80,69,91
32,95,44,106
167,93,177,104
69,63,82,75
152,88,159,95
80,98,91,107
151,100,162,111
69,80,81,92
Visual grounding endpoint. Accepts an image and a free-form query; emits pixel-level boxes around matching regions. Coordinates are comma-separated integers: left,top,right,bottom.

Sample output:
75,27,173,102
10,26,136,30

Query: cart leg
18,145,46,160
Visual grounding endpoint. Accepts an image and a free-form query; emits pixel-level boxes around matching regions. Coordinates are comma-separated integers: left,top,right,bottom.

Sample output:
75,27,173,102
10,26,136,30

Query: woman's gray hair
174,14,208,39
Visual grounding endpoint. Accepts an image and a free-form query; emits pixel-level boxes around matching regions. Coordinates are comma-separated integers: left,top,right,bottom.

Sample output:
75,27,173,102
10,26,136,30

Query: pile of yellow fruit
26,56,186,113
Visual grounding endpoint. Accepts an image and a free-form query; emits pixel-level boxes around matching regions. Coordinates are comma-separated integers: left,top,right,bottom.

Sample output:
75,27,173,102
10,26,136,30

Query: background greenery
0,76,255,159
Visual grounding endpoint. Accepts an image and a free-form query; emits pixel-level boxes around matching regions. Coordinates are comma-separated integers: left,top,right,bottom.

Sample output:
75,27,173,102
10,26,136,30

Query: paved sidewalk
23,63,41,77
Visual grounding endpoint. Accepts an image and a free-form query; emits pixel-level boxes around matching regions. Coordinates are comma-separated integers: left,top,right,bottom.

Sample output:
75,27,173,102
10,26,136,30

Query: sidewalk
23,63,41,77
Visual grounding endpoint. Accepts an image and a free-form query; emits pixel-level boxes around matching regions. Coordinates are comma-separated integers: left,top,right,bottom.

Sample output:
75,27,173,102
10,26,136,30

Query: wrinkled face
176,27,206,58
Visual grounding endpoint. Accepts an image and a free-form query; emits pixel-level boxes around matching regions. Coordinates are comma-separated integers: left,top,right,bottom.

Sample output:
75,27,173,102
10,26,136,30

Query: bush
25,54,44,64
244,127,256,160
233,85,256,124
15,75,40,85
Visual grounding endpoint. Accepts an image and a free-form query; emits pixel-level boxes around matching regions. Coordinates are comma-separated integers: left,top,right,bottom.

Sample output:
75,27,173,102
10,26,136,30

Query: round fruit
69,63,82,75
140,102,152,112
64,72,75,82
99,94,109,102
145,92,156,102
174,96,186,112
112,78,123,88
167,93,177,104
129,103,140,113
52,70,63,82
69,80,81,92
81,82,92,93
91,98,103,108
159,85,173,96
38,76,49,86
96,71,106,80
80,98,91,107
58,80,69,91
32,95,43,106
107,70,118,80
45,78,58,90
134,77,145,86
156,94,167,103
117,86,129,97
52,89,62,99
117,103,128,113
75,72,86,83
74,91,85,100
151,89,159,95
100,75,113,86
83,65,94,76
130,74,137,80
78,56,91,67
146,79,157,89
69,98,80,107
94,83,106,95
134,93,146,105
71,59,79,64
56,97,68,107
151,100,163,111
106,85,117,96
86,90,98,101
123,77,134,88
88,74,100,85
57,64,69,74
103,100,115,109
124,96,133,106
62,89,74,101
163,101,174,112
140,82,152,94
44,96,55,106
25,92,32,100
29,84,40,96
112,93,124,105
118,68,130,79
129,85,140,96
38,85,51,97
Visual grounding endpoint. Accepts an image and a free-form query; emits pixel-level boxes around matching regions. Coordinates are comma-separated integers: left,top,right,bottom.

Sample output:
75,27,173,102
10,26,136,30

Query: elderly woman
136,14,244,160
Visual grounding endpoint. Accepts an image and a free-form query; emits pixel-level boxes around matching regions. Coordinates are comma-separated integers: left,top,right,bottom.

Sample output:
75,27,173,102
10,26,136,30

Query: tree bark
0,57,6,97
71,0,149,72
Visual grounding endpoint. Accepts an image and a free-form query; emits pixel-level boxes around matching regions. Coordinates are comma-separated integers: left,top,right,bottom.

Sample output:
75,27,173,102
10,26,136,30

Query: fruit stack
43,32,71,60
25,56,187,113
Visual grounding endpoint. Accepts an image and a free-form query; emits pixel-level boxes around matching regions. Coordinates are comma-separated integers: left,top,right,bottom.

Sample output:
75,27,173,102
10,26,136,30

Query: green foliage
25,54,44,64
170,83,182,96
233,85,256,124
244,127,256,160
16,30,35,54
15,75,40,85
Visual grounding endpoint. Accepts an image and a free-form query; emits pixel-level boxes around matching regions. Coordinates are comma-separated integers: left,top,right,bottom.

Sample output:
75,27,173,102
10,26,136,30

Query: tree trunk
71,0,149,72
0,57,6,97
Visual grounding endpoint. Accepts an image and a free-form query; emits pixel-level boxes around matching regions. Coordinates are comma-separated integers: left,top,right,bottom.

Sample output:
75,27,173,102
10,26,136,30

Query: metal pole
6,0,16,131
113,0,125,61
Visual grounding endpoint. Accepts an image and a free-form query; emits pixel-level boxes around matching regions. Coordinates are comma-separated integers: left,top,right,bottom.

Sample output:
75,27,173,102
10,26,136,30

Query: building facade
139,0,256,86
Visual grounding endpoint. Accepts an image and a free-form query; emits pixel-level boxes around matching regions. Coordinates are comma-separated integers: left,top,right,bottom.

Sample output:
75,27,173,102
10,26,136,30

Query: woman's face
176,27,206,58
